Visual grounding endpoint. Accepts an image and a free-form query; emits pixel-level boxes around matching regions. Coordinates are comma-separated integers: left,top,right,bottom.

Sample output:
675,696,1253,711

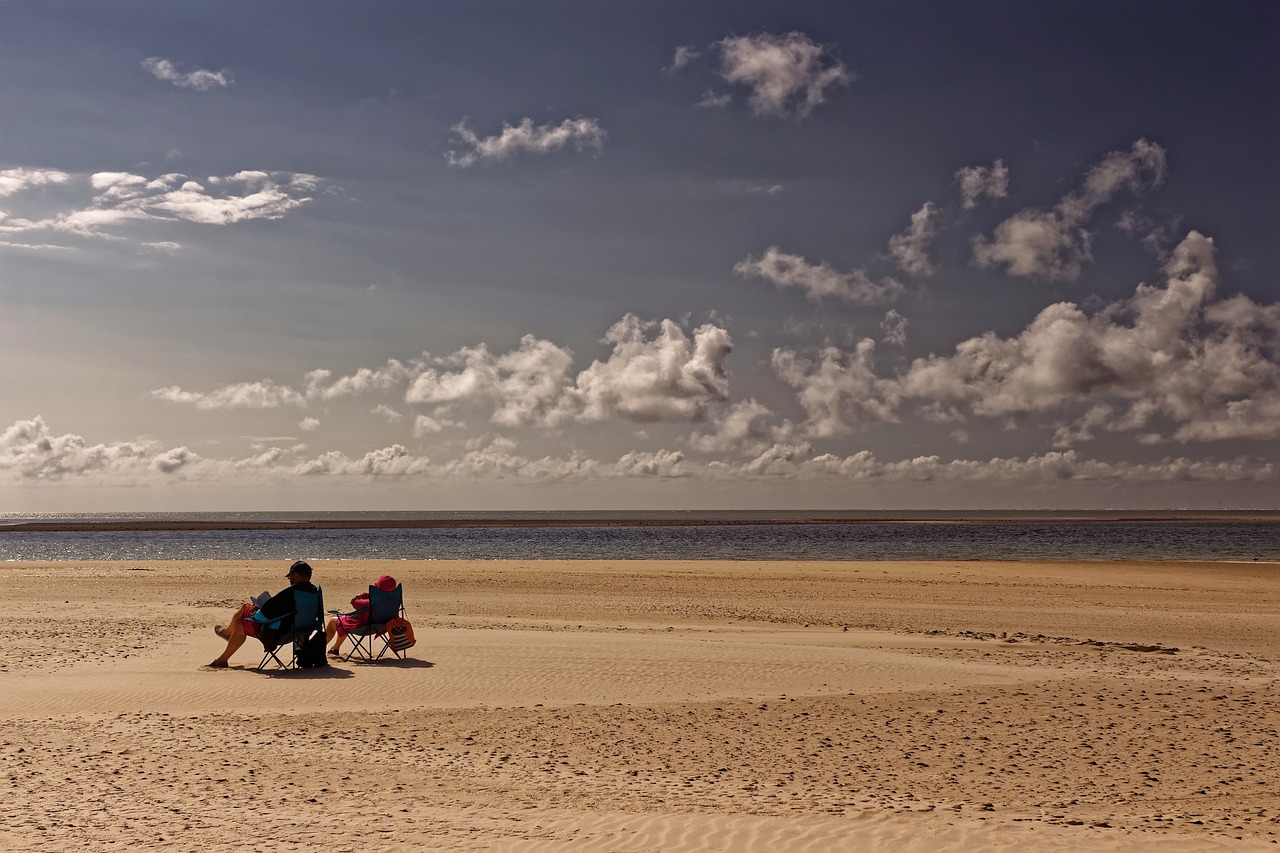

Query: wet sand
1,559,1277,850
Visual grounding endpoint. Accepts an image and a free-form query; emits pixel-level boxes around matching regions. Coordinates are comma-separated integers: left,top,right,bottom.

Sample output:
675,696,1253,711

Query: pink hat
375,574,398,592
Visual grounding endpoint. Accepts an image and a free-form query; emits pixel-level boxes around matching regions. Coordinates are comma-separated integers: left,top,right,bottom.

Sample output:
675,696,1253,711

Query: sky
1,0,1277,512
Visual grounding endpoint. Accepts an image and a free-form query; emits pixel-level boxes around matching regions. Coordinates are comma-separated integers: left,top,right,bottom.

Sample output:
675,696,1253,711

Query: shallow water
0,513,1276,562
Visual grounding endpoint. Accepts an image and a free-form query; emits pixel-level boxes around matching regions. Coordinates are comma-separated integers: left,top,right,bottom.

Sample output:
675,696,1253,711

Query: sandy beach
1,558,1277,851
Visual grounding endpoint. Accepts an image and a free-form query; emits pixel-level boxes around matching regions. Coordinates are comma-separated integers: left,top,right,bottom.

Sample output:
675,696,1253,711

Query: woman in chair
208,560,318,668
325,574,397,658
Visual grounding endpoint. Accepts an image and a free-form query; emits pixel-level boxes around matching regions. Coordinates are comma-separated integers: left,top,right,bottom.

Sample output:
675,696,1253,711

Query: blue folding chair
335,583,408,662
255,586,325,671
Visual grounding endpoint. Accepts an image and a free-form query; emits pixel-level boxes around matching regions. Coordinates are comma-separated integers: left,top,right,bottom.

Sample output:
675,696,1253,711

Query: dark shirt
259,581,318,632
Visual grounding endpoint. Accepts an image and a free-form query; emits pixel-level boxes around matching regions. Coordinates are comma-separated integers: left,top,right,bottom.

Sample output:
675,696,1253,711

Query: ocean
0,511,1276,562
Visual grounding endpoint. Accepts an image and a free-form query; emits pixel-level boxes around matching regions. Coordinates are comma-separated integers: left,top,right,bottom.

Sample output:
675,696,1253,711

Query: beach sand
1,558,1277,851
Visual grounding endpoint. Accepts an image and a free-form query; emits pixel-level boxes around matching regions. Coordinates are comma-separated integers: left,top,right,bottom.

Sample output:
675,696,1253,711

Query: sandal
214,625,229,640
328,649,342,658
207,659,228,668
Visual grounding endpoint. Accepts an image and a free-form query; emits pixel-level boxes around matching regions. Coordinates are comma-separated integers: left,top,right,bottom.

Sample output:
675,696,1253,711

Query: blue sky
1,1,1276,511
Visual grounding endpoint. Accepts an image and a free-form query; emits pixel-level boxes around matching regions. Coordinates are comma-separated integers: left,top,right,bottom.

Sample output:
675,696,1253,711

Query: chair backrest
291,586,323,634
367,583,403,624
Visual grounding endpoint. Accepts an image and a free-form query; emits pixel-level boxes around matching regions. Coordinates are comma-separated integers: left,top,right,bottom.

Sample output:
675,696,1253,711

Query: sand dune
1,559,1277,850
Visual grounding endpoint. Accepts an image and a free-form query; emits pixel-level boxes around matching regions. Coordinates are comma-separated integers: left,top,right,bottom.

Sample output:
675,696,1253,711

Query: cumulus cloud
0,168,70,197
141,57,232,91
899,231,1280,442
572,315,732,423
880,310,908,347
615,449,688,477
686,399,778,454
305,360,414,401
299,417,320,432
0,169,321,242
735,246,903,305
715,32,853,119
372,405,403,423
955,159,1009,210
0,416,167,480
406,335,575,427
888,202,941,277
151,380,306,410
772,340,899,438
972,139,1166,280
446,117,606,168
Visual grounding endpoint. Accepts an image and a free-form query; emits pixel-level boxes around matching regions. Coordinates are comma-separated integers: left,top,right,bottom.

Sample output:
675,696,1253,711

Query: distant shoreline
2,513,1276,533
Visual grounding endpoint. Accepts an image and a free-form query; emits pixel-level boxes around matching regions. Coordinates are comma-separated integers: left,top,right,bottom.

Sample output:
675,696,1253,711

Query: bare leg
211,604,250,665
326,617,344,655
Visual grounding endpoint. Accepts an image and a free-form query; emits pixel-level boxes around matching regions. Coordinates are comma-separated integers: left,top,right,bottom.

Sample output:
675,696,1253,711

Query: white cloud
0,169,321,242
299,417,320,432
696,89,733,109
665,45,701,75
412,414,461,436
141,57,233,91
772,340,899,438
446,117,606,168
151,380,307,410
572,315,732,423
955,159,1009,209
372,405,403,423
972,139,1166,280
888,201,941,277
405,335,575,427
880,310,908,347
735,246,903,304
686,399,779,454
0,168,69,197
615,449,687,477
0,416,162,480
306,360,414,401
899,231,1280,442
716,32,853,119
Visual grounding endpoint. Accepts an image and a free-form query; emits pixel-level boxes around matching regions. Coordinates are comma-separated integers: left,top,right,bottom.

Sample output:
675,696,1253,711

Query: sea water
0,511,1275,562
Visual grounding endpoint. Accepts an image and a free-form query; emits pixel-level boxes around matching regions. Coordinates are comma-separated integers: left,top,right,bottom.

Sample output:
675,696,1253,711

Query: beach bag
298,632,328,668
385,617,416,652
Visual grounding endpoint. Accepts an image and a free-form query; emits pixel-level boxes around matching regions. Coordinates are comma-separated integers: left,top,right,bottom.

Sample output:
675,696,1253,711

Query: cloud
0,416,163,480
717,179,784,195
405,335,575,427
299,417,320,432
772,340,899,438
0,168,70,197
141,57,233,91
151,380,307,410
615,449,688,477
735,246,903,304
446,117,606,168
972,139,1166,280
686,399,779,454
0,169,321,242
887,202,941,277
305,360,414,401
899,231,1280,442
696,89,733,109
572,315,732,423
716,32,853,119
880,310,908,346
665,45,701,76
372,405,403,423
955,159,1009,210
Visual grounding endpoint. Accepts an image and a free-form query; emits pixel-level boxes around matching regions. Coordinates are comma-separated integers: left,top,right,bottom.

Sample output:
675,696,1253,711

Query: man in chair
208,560,319,668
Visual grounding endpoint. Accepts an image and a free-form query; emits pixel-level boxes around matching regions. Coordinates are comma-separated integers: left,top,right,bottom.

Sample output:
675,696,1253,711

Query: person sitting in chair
325,574,397,658
208,560,319,668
